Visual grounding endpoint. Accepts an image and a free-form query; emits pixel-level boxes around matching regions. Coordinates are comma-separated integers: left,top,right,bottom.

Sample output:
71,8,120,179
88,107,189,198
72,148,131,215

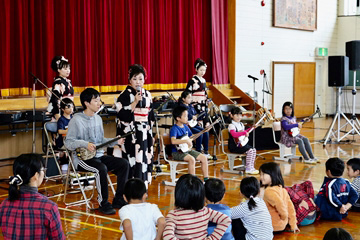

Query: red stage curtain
0,0,228,97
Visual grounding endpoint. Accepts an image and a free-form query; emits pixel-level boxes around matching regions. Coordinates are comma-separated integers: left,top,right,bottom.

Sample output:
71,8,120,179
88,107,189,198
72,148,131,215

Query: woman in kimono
47,56,74,120
185,58,210,154
115,64,155,185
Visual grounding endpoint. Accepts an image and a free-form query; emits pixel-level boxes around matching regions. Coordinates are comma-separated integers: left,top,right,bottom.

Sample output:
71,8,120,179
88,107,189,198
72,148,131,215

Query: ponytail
8,175,23,201
8,154,44,201
240,177,260,211
248,195,257,211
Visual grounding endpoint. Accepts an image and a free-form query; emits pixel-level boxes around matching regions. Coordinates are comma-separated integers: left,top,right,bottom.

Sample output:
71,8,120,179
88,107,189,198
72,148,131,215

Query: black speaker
328,56,349,87
346,40,360,70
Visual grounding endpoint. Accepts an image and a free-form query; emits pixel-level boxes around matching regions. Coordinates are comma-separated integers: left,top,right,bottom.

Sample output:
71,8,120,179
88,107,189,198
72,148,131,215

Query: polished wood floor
0,117,360,239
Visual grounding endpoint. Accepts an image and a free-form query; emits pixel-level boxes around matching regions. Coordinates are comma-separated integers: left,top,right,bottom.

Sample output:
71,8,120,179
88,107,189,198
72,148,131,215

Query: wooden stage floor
0,117,360,239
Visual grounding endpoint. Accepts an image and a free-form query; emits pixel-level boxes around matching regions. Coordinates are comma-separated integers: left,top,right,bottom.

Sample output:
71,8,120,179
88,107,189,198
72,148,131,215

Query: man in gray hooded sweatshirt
65,88,130,215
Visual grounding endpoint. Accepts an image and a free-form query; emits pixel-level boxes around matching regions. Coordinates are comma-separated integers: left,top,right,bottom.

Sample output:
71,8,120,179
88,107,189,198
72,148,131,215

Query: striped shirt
231,197,273,240
351,176,360,208
163,207,231,240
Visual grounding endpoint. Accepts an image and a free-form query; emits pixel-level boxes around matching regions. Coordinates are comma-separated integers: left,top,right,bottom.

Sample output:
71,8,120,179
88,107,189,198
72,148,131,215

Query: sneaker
112,197,128,209
204,154,213,160
304,159,316,165
312,157,320,163
99,202,116,215
245,169,259,175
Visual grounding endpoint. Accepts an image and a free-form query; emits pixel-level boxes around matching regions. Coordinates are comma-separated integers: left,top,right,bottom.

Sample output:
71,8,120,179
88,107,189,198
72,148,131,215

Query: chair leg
63,159,92,209
221,154,245,174
162,162,179,186
107,174,116,196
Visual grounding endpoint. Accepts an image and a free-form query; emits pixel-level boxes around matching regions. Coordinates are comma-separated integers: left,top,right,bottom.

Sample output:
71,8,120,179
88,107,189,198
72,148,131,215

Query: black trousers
232,218,247,240
77,155,129,206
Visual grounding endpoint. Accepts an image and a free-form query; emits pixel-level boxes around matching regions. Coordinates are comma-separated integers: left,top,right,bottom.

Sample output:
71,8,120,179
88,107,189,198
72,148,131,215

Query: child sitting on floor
119,178,165,240
315,158,358,220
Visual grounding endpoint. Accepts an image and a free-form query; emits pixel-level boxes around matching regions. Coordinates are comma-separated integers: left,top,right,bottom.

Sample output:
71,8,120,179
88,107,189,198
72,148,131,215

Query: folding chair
43,122,64,181
219,104,236,127
272,121,302,163
63,148,116,209
160,133,197,186
220,129,245,174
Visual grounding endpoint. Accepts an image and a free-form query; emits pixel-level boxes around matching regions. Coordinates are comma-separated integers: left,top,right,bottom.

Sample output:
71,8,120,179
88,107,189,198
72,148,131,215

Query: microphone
260,69,266,76
248,75,258,81
136,86,143,108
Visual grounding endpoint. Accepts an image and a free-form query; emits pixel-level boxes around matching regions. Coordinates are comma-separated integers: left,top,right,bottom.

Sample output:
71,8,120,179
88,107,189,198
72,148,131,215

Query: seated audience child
231,177,273,240
315,158,359,220
119,178,165,240
163,174,231,240
285,180,317,226
347,158,360,211
280,101,317,164
205,178,234,240
170,106,209,181
323,228,353,240
0,154,65,239
259,162,299,233
228,107,258,175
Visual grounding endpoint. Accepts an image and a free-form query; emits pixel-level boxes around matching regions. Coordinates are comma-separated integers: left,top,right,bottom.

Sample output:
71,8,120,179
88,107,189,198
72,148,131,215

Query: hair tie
56,56,68,69
250,195,254,199
9,174,23,186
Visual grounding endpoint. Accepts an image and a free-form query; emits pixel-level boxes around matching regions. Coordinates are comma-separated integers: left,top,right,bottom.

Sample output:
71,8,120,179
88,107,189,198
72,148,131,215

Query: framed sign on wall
273,0,317,31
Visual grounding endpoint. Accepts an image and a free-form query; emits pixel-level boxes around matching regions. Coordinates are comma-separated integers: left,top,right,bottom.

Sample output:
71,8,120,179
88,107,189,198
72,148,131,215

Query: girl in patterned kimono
185,58,209,127
47,56,74,120
280,101,317,164
115,64,155,185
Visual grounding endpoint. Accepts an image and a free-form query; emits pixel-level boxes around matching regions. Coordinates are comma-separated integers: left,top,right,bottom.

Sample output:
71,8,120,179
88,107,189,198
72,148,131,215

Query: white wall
235,0,339,115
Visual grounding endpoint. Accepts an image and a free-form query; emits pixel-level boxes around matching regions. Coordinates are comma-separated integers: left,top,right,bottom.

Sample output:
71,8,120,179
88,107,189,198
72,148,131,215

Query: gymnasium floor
0,117,359,239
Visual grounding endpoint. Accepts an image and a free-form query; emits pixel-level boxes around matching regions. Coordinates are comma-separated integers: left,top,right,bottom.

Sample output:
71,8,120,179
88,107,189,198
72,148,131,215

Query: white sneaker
312,157,320,163
204,154,213,160
245,169,259,175
304,159,316,165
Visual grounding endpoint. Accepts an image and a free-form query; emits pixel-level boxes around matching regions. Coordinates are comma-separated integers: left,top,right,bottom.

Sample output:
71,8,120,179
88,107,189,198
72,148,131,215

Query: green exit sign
316,47,328,57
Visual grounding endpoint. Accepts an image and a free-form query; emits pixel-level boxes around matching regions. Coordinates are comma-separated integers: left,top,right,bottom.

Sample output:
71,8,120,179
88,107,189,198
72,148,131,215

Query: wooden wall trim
228,0,236,85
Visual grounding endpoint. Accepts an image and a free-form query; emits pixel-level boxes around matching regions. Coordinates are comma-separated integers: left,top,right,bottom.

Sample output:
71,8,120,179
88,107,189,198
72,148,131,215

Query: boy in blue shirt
315,158,359,220
205,178,234,240
170,106,209,181
55,98,74,149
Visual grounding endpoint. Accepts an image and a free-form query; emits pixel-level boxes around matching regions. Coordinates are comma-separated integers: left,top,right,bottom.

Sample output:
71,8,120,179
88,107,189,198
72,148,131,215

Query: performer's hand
186,139,193,148
87,143,96,152
205,122,210,128
135,92,142,103
245,132,249,137
298,123,303,129
117,137,125,145
193,116,197,120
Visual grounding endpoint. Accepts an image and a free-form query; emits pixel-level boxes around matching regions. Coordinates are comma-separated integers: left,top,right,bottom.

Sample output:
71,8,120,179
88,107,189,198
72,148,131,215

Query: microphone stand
31,74,37,153
249,75,265,160
29,73,69,153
